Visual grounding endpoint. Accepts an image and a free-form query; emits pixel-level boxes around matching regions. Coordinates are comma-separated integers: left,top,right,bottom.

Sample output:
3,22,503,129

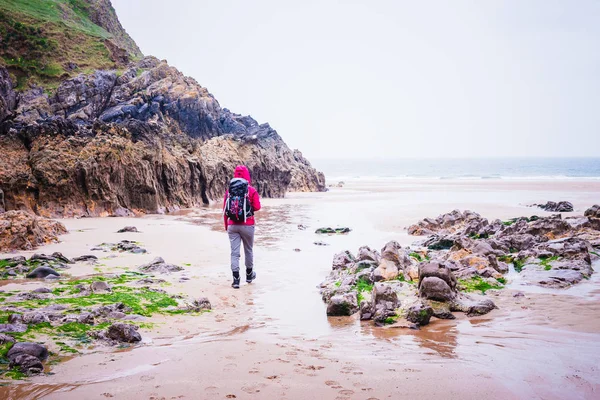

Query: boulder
106,323,142,343
428,301,456,320
7,342,49,361
372,259,399,281
380,241,403,264
450,297,496,316
326,292,359,316
584,205,600,218
9,353,44,375
372,282,399,306
419,277,456,302
406,303,434,326
26,266,60,279
0,333,15,344
418,261,457,290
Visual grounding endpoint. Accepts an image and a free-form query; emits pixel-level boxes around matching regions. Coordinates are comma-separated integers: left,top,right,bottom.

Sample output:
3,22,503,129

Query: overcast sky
112,0,599,159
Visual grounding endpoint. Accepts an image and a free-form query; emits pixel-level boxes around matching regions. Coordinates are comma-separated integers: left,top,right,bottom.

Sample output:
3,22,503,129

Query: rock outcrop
0,2,325,218
0,210,67,252
532,201,574,212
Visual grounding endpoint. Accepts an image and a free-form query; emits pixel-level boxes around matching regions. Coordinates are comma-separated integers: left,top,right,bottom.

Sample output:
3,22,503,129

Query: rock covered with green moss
407,209,600,288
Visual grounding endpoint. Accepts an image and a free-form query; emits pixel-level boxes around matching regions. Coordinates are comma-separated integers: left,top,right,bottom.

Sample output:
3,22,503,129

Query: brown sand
1,179,599,399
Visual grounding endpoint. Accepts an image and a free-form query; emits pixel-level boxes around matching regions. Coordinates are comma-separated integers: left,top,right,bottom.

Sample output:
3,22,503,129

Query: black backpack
224,178,254,222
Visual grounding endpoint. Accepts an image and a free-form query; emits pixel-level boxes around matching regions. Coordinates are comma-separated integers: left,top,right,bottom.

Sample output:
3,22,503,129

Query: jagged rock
357,246,380,263
26,266,60,279
9,354,44,375
326,292,359,316
584,205,600,218
0,188,5,214
0,55,325,217
0,211,67,252
372,259,399,281
7,342,48,361
406,303,434,326
138,257,183,274
332,251,355,270
117,226,138,233
359,300,374,320
105,323,142,343
533,201,574,212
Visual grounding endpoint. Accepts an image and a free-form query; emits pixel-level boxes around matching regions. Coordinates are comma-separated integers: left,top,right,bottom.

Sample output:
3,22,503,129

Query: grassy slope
0,0,120,91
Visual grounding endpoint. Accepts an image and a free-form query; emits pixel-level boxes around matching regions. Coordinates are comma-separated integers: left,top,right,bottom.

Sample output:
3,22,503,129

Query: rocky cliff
0,2,325,218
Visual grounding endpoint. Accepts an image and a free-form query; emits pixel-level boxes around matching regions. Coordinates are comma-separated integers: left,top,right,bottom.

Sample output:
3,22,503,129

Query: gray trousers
228,225,255,273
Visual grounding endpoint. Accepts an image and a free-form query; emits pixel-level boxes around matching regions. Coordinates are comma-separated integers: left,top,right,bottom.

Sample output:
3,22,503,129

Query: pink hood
234,165,251,183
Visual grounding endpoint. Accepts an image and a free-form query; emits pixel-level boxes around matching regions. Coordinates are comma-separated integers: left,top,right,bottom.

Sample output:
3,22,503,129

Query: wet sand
1,179,600,399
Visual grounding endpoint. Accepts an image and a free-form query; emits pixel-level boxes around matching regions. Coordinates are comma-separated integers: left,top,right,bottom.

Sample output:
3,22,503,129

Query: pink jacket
223,165,261,230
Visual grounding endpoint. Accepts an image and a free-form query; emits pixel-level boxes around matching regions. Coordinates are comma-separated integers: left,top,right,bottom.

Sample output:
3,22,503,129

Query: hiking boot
246,270,256,283
232,276,240,289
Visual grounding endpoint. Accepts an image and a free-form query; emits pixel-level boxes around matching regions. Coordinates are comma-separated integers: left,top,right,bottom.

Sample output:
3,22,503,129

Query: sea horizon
311,156,600,181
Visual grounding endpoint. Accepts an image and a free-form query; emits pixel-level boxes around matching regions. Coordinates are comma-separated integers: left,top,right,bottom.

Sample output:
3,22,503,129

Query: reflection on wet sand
174,203,311,248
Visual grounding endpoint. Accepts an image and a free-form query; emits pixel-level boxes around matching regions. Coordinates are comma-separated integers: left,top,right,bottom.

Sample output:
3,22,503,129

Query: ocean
311,157,600,181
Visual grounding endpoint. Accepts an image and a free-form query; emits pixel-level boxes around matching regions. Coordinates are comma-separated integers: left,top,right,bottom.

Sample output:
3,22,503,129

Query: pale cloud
113,0,600,159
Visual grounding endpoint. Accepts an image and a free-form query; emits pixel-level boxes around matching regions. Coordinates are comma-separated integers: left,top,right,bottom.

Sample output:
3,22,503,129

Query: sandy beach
1,179,600,400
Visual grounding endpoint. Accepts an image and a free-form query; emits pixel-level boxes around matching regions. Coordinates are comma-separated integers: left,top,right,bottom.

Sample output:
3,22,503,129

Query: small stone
106,323,142,343
90,281,112,293
117,226,139,233
26,266,60,279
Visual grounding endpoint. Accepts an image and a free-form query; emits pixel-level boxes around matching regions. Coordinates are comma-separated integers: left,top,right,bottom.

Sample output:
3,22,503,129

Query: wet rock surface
532,201,574,212
320,207,600,327
138,257,184,274
0,210,67,252
0,55,325,218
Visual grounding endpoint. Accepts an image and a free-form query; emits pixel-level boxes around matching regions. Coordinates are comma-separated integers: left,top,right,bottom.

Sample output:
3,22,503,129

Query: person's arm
251,188,261,212
223,192,229,230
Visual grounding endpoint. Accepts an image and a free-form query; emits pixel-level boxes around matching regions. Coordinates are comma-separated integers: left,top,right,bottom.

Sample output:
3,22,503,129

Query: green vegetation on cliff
0,0,141,90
